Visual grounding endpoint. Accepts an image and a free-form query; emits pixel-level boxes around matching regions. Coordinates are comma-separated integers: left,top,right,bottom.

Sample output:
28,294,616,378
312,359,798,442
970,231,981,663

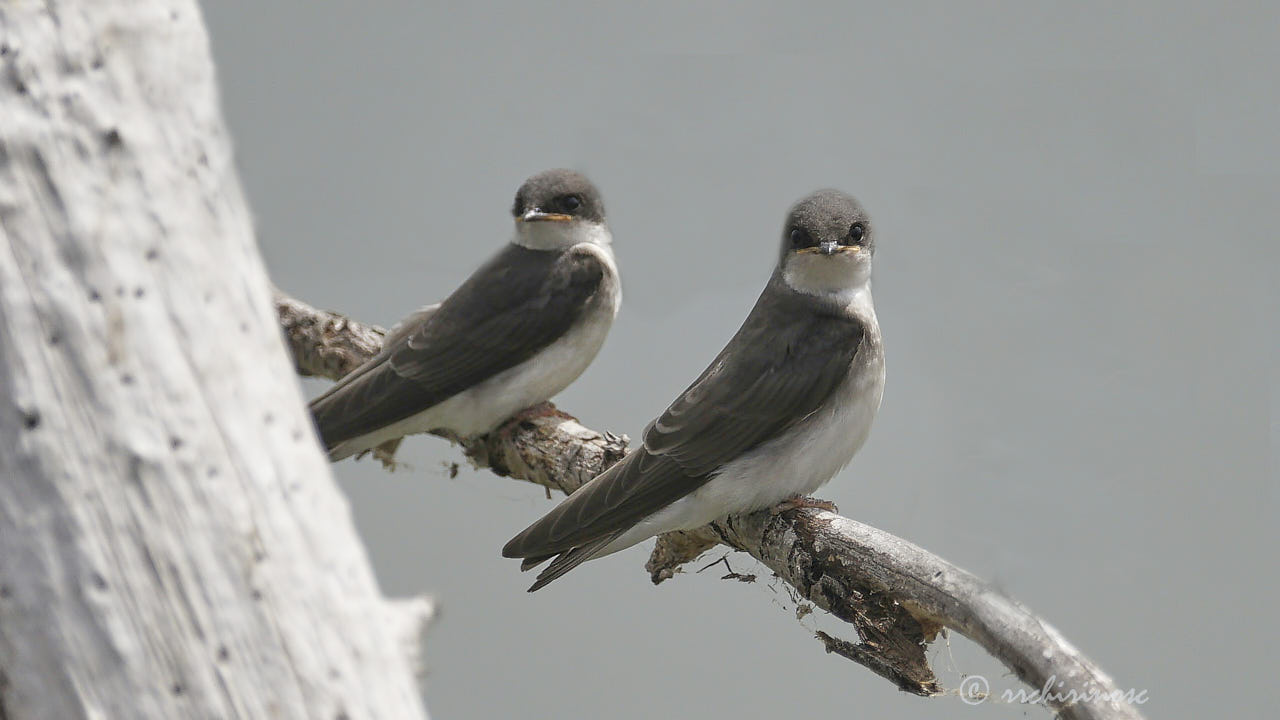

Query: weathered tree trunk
0,2,430,719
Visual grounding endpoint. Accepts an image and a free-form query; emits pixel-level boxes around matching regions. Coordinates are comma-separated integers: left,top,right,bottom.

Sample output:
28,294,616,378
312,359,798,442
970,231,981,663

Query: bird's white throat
514,219,612,251
782,251,872,298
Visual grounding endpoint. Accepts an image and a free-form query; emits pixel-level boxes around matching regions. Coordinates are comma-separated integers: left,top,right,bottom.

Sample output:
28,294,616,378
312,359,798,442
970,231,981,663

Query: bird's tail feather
520,553,556,572
526,532,624,592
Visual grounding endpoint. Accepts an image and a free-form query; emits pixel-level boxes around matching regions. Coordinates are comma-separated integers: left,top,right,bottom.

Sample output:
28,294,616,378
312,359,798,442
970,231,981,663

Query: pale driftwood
0,3,429,719
279,294,1147,720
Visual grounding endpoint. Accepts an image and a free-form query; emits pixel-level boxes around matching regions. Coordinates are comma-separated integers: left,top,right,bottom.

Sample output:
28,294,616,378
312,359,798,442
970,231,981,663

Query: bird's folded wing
381,303,441,348
311,245,606,449
503,289,865,558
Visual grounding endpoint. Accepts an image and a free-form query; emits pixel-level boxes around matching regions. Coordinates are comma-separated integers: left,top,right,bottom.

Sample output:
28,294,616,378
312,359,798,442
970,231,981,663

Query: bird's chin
782,252,870,295
513,219,610,251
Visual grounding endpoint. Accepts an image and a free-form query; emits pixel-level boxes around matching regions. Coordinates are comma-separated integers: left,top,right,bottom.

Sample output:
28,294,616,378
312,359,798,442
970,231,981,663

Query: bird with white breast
310,169,621,461
503,189,884,591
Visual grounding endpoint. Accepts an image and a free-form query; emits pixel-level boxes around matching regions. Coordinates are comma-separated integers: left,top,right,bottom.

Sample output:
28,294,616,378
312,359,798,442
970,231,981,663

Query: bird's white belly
631,347,885,542
406,296,617,438
431,298,617,436
331,285,619,458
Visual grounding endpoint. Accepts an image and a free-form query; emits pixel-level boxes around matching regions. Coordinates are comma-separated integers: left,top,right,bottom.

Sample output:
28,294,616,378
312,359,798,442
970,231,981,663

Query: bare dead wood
277,292,1147,720
0,3,430,718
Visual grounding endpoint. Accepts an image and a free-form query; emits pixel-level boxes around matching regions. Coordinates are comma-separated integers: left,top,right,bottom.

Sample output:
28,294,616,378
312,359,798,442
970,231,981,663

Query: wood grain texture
0,3,430,718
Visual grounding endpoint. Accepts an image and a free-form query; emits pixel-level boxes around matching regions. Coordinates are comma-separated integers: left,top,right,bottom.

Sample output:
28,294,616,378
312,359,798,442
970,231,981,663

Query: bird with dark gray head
503,189,884,591
310,169,621,461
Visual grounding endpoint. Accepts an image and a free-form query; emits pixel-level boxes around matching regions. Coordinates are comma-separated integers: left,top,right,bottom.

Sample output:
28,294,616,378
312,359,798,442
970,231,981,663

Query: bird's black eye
560,195,582,212
789,227,810,248
849,222,865,244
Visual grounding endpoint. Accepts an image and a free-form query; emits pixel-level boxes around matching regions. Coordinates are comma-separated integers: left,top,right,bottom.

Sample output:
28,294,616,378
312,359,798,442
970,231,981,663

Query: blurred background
200,2,1276,718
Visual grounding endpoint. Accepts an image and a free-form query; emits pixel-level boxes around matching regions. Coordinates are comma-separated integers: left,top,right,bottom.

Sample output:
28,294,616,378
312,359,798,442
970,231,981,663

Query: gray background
200,2,1276,718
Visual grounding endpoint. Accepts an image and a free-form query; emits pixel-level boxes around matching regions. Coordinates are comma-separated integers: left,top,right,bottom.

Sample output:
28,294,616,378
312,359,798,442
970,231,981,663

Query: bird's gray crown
512,169,606,224
778,189,873,262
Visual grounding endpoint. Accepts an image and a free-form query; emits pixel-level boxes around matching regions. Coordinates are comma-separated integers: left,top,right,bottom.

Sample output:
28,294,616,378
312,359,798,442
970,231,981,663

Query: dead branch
277,291,1145,720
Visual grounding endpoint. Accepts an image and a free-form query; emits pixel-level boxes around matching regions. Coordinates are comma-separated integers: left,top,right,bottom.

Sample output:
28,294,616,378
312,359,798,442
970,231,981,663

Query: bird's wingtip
500,537,523,559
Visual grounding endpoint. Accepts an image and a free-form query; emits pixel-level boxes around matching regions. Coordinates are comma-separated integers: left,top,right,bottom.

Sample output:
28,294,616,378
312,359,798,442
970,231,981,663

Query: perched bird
310,169,620,461
503,189,884,591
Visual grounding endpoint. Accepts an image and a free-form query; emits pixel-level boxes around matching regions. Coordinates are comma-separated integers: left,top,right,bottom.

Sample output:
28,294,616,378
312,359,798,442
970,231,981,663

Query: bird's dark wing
381,303,441,348
502,278,866,562
639,291,866,476
311,244,607,450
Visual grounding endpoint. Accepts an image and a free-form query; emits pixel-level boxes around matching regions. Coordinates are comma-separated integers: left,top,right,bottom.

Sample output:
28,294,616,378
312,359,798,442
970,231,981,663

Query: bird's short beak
520,209,573,223
797,244,862,256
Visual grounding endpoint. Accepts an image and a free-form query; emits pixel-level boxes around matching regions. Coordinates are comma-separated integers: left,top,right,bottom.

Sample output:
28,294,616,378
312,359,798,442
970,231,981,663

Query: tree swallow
310,169,621,461
503,189,884,591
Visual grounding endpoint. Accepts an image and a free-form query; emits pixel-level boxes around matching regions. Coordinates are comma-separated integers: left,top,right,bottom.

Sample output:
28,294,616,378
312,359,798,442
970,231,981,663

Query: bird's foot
494,402,575,443
769,496,839,516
